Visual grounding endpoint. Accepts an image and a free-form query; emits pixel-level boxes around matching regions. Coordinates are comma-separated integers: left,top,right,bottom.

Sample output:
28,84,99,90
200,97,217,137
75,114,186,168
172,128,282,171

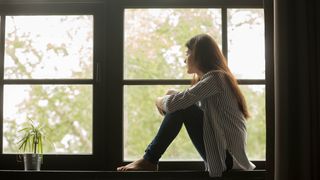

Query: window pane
124,9,221,79
3,85,93,154
240,85,266,160
124,85,266,161
124,85,201,161
228,9,265,79
4,15,93,79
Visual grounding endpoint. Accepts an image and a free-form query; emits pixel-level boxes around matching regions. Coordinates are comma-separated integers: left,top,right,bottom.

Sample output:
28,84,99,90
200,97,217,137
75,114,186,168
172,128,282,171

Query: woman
117,34,256,177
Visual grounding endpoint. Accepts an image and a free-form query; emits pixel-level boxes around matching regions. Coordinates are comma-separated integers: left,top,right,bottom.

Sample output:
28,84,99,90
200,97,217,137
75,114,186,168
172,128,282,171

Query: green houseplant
18,119,47,171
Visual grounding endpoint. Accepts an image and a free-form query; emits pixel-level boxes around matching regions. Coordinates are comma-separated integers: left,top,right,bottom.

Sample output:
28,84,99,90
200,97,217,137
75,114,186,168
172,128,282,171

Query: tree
3,9,266,161
3,15,93,154
124,9,266,160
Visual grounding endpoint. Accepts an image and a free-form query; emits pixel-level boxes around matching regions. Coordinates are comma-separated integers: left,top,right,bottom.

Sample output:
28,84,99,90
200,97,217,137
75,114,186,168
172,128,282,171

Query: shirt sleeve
163,73,224,113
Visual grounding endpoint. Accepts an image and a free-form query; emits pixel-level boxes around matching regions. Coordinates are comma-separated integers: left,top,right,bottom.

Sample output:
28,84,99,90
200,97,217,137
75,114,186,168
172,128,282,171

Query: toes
117,165,132,171
117,166,125,171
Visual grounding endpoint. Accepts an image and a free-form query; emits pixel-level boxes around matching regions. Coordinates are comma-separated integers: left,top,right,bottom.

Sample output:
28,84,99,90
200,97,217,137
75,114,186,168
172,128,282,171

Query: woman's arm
155,89,179,116
163,73,224,113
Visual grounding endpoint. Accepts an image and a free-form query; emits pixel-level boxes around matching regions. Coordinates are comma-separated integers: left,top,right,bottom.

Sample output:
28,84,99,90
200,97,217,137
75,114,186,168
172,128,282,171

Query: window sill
0,169,266,180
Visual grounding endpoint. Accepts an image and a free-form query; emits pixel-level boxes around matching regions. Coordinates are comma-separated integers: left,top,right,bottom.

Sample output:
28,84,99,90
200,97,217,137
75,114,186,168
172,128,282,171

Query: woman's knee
183,105,203,118
165,105,202,121
165,109,184,120
166,105,195,117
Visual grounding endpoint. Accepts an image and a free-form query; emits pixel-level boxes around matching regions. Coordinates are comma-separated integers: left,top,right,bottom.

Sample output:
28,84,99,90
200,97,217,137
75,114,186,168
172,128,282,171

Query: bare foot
117,158,158,171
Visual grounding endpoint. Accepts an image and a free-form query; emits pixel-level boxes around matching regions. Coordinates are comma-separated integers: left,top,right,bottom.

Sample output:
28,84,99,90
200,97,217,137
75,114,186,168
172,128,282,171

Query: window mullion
123,79,265,86
222,7,228,61
0,15,5,84
123,79,191,85
3,79,94,85
0,15,6,155
238,79,266,85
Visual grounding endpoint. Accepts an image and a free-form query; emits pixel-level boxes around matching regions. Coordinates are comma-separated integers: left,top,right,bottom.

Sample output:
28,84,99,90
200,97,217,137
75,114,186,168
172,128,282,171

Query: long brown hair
186,34,250,119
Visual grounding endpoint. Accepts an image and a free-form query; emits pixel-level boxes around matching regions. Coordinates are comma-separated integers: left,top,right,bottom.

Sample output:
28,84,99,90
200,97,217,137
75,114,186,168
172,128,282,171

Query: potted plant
18,119,47,171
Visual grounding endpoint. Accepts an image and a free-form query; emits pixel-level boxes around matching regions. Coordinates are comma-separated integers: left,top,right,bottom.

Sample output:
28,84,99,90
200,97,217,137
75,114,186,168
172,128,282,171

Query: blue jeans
143,104,233,171
143,104,206,163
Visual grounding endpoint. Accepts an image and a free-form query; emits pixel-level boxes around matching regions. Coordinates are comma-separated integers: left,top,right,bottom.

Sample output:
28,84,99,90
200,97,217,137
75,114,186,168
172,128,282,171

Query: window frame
0,1,106,170
119,0,269,171
0,0,273,173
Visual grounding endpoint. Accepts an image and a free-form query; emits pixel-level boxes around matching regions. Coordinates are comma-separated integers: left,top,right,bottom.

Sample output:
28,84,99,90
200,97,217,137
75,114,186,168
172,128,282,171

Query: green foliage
124,9,266,160
3,16,93,154
18,119,46,154
124,85,200,160
124,9,222,80
241,86,266,160
3,9,266,161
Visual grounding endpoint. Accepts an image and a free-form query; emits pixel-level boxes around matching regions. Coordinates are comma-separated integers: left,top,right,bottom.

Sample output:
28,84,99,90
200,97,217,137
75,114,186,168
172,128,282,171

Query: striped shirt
162,70,256,177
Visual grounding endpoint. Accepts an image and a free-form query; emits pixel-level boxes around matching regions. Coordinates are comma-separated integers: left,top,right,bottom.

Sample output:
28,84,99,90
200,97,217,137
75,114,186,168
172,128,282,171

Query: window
0,2,105,170
228,9,266,160
123,5,266,168
124,9,222,161
3,15,93,154
0,0,270,172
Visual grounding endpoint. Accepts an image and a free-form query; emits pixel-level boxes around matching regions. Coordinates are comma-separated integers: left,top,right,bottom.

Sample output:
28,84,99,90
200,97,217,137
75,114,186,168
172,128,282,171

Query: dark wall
274,0,320,180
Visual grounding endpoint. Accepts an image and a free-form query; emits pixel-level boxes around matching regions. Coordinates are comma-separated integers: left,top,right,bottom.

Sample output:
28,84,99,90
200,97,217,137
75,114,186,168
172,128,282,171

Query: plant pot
23,154,42,171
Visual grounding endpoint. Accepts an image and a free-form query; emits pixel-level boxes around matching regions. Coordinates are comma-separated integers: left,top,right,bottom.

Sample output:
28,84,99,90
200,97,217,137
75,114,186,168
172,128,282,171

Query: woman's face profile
185,49,197,74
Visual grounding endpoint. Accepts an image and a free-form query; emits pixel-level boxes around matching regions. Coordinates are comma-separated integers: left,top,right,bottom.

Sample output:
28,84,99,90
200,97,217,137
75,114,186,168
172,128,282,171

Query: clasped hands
155,89,178,116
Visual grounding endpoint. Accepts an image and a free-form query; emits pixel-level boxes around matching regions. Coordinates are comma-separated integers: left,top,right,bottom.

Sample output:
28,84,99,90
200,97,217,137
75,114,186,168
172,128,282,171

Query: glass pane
124,9,221,79
3,85,93,154
240,85,266,160
228,9,265,79
4,15,93,79
124,85,265,161
124,85,201,161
